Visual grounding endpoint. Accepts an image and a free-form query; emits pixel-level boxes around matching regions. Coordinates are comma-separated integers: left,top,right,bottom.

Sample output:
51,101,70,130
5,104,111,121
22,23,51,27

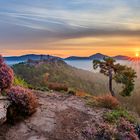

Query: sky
0,0,140,57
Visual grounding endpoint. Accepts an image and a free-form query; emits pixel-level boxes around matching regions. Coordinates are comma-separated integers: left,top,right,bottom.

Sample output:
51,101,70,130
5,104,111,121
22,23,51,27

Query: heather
0,55,14,93
12,59,140,116
0,55,38,123
0,56,140,139
7,86,38,116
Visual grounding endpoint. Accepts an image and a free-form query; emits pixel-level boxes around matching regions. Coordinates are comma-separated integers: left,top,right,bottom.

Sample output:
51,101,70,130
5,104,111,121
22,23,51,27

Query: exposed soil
0,91,108,140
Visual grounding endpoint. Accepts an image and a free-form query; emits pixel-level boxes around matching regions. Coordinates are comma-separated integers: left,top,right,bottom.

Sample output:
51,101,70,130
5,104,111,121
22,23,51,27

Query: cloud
0,0,140,54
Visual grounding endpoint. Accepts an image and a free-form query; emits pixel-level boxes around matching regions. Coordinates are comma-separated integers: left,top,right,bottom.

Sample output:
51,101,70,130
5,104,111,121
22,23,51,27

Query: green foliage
104,108,136,123
93,57,116,76
86,98,98,107
67,88,76,95
34,86,49,91
114,65,137,96
13,63,48,88
93,57,137,96
13,62,108,94
14,75,29,88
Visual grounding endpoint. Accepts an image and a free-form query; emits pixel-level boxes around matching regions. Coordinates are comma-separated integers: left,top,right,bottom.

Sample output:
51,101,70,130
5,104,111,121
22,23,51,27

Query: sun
128,51,140,62
135,52,139,57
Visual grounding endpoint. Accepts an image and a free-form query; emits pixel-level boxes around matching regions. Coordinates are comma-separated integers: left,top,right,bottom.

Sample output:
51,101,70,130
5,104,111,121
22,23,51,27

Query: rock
0,92,107,140
0,96,10,125
0,91,139,140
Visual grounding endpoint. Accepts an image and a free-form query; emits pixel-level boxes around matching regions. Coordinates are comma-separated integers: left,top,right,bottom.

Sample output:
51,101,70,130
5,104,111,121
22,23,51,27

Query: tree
114,64,137,96
93,57,137,97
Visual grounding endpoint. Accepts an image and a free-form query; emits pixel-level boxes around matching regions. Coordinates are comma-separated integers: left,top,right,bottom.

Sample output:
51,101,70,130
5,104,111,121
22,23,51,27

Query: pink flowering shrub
7,86,38,116
82,119,139,140
117,118,139,140
82,123,117,140
0,55,14,93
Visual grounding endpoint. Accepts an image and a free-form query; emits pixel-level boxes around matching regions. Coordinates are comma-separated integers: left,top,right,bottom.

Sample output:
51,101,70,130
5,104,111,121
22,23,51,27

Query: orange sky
0,1,140,58
1,36,139,58
1,47,139,58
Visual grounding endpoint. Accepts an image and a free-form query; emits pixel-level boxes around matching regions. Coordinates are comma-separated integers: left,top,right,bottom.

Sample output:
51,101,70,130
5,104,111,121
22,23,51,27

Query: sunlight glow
136,52,139,57
128,51,140,63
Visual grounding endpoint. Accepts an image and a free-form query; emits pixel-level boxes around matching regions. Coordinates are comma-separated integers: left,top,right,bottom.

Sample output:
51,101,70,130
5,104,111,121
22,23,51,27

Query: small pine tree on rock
93,57,137,97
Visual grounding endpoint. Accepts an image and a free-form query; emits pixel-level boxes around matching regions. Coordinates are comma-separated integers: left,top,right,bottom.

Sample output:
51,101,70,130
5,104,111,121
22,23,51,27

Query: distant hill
65,53,109,60
64,56,89,60
4,53,129,62
65,53,129,60
113,55,129,60
89,53,109,60
4,54,62,61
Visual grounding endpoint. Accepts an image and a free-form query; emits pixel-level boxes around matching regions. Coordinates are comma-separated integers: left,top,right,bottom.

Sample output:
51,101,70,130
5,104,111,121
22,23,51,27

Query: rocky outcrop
0,96,10,125
0,91,108,140
0,92,139,140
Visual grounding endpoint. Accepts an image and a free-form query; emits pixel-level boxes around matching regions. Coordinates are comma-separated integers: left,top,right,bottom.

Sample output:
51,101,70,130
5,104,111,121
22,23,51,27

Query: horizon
3,52,130,58
0,0,140,57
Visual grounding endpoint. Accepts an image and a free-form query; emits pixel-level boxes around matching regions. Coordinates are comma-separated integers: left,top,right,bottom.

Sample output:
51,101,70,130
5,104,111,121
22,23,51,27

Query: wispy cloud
0,0,140,56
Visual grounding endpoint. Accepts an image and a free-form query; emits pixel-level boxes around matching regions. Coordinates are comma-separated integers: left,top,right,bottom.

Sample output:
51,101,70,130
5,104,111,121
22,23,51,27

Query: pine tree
93,57,137,96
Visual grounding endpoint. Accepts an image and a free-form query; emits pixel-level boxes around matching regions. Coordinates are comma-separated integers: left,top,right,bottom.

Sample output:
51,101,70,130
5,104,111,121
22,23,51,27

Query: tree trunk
109,68,115,96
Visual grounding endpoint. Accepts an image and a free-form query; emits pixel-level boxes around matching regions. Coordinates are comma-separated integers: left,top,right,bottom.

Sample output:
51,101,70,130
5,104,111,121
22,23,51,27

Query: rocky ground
0,91,108,140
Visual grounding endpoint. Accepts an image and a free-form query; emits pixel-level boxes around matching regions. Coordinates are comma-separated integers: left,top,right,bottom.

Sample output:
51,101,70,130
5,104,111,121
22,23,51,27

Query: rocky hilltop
0,91,139,140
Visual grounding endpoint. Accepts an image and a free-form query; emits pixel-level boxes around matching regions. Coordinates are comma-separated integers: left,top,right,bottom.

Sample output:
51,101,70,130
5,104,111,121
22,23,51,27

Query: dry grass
96,95,120,109
117,78,140,116
76,91,89,97
48,82,68,92
13,61,140,116
87,95,120,109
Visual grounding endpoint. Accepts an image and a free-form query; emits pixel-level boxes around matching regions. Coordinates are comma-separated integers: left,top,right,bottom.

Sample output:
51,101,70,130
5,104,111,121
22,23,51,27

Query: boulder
0,96,10,125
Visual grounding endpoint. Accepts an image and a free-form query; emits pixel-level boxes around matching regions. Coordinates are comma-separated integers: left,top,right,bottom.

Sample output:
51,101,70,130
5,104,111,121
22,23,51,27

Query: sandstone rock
0,96,10,125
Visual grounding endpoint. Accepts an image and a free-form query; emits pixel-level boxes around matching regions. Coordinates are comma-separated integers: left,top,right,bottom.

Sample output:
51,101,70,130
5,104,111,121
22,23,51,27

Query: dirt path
0,91,107,140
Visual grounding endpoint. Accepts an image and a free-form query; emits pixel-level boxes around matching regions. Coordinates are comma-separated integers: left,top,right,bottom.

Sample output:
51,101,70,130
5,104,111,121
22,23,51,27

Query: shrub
34,86,49,91
86,97,98,107
14,75,29,88
82,119,139,140
82,123,119,140
7,86,38,116
95,123,117,139
117,118,139,139
43,72,49,83
76,91,88,97
67,88,76,95
96,95,120,109
48,82,68,92
104,108,136,123
0,55,14,93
